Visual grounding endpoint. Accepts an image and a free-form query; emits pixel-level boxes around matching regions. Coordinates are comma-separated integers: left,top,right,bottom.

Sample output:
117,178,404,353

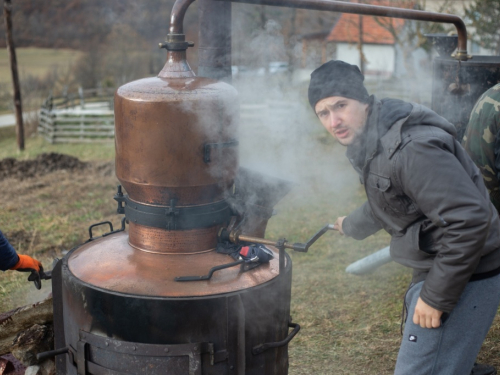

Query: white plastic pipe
345,246,392,275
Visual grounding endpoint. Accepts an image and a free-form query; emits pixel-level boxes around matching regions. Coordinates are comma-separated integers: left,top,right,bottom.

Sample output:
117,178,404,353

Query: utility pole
3,0,24,151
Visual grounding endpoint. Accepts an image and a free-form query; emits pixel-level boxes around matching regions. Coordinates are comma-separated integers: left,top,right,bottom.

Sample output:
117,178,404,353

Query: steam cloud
230,17,360,209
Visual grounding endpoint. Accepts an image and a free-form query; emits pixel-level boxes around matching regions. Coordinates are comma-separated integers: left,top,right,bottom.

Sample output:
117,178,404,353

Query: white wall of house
425,0,472,13
469,39,496,56
336,43,395,77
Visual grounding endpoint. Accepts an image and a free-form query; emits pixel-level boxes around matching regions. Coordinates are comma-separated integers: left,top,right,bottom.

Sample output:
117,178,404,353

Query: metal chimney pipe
198,0,233,82
217,0,469,60
169,0,195,34
170,0,469,61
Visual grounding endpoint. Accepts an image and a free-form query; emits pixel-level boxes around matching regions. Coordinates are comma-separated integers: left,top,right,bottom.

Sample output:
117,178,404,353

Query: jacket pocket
405,219,439,255
366,173,417,216
367,173,390,191
390,222,436,267
418,219,438,255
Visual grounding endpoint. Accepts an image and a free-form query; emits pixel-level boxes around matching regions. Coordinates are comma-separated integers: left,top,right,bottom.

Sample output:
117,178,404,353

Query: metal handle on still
36,347,71,362
219,223,337,274
175,224,337,282
252,321,301,356
218,223,337,253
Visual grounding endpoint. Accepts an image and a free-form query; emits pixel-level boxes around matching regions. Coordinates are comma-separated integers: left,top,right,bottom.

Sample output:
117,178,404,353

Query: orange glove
10,255,45,290
10,254,43,272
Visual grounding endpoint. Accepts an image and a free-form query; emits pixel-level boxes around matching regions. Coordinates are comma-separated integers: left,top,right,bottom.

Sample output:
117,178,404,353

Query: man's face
314,96,369,146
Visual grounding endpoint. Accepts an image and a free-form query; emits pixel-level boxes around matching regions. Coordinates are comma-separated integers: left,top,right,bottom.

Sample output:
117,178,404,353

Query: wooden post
78,86,85,109
357,0,365,74
80,114,84,141
50,112,55,144
3,0,24,151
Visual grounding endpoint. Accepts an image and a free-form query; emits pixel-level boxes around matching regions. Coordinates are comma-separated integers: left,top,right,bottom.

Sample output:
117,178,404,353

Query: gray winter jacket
342,96,500,313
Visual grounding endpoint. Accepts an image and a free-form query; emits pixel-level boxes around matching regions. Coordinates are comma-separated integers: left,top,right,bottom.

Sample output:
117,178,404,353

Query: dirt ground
0,153,90,180
0,153,118,311
0,151,403,375
2,151,500,374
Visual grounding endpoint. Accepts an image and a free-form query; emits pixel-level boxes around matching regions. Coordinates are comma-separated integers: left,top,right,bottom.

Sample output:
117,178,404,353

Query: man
462,83,500,214
309,60,500,375
0,229,43,276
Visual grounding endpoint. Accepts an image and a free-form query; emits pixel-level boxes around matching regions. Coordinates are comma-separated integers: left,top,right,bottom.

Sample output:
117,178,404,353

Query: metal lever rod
252,322,301,355
175,259,244,282
36,347,69,362
291,223,337,252
219,224,337,253
29,269,52,290
235,233,295,250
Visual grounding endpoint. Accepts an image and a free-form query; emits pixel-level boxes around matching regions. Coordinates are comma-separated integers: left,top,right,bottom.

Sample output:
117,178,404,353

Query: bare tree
465,0,500,55
372,0,449,78
231,4,338,69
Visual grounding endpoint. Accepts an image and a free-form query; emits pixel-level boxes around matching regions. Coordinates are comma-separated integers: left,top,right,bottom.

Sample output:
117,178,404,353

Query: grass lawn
0,131,115,161
0,47,81,86
1,123,500,373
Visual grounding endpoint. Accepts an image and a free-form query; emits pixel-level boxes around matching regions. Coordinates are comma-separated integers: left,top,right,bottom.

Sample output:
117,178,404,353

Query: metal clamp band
125,197,232,230
204,139,239,163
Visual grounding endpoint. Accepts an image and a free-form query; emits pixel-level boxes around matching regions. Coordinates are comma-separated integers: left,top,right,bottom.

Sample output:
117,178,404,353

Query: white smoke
230,16,360,208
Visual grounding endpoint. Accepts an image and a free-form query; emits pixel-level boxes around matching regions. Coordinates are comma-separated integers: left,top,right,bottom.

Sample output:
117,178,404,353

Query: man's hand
10,254,43,272
10,254,45,290
413,297,443,328
334,216,346,235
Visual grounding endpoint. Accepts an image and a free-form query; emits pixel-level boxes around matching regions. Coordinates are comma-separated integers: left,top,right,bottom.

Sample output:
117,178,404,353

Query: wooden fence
38,87,115,144
38,108,114,144
47,87,115,111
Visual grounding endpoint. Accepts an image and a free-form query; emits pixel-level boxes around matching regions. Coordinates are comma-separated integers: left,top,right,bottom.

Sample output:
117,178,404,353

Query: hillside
0,0,182,49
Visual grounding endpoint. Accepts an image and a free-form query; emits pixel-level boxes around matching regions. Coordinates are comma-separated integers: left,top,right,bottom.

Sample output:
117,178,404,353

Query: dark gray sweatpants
394,273,500,375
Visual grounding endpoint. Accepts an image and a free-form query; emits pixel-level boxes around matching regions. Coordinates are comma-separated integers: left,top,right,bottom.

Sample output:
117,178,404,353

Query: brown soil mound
0,153,89,180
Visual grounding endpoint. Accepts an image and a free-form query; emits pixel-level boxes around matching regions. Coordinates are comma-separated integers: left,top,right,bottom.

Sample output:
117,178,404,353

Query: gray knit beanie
308,60,370,109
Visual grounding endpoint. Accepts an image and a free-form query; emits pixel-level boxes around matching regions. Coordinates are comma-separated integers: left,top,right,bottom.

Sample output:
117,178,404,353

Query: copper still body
114,74,238,255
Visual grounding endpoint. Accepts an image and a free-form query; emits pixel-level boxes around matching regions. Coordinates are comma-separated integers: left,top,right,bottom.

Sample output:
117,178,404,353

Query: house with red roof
326,10,406,77
295,1,421,79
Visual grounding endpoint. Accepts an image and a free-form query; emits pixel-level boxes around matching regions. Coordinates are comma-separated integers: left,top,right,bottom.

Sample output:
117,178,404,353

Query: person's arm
397,133,491,313
463,92,500,213
341,201,383,239
0,229,20,271
0,230,42,273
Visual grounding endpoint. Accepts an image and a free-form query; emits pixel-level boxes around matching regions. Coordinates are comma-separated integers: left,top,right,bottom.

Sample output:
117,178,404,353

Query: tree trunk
11,324,54,367
259,5,266,30
286,8,297,74
3,0,25,151
358,14,364,74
